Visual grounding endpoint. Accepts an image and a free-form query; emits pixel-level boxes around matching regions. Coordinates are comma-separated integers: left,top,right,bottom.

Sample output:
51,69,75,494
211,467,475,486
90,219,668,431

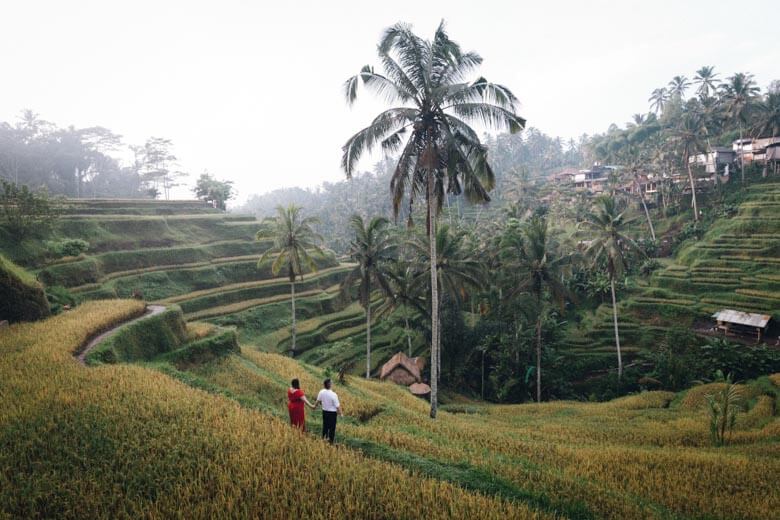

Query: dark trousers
322,411,337,443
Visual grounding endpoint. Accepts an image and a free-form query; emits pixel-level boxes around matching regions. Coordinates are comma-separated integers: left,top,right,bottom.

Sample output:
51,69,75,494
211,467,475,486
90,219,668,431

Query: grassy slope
163,344,779,520
0,302,543,519
5,303,775,518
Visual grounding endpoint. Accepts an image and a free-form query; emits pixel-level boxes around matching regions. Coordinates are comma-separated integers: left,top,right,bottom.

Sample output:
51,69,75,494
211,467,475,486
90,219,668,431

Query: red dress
287,388,306,430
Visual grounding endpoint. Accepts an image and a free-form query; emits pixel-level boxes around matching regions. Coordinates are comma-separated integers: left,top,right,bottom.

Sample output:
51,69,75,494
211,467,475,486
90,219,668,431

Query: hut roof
409,382,431,396
712,309,771,329
379,352,422,382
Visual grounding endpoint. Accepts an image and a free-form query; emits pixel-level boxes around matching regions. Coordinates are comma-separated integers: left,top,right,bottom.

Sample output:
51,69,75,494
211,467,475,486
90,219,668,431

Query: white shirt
317,388,340,412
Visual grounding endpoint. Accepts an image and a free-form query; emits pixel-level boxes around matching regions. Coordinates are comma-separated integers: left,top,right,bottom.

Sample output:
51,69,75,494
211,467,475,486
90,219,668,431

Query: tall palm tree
752,92,780,138
720,72,760,183
341,215,397,378
668,76,691,99
693,66,720,99
500,216,571,402
649,88,669,114
341,21,524,418
671,107,707,221
256,205,324,355
580,196,641,379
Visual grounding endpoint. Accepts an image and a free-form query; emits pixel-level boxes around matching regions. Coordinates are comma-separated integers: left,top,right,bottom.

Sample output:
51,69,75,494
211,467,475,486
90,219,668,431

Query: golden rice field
1,303,779,519
0,302,545,519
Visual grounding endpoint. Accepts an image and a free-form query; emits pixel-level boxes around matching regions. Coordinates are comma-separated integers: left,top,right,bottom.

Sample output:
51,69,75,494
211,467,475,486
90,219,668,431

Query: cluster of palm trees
591,67,778,238
257,195,638,417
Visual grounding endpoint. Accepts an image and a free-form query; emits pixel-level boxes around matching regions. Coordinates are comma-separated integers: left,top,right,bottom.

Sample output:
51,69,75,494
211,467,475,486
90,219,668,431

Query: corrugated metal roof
712,309,771,328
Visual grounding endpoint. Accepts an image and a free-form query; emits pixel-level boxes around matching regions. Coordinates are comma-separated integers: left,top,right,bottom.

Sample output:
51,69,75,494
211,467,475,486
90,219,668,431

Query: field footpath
75,304,166,364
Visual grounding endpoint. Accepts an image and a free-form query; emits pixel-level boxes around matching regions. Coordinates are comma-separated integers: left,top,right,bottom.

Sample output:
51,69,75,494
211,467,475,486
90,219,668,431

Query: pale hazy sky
1,0,777,203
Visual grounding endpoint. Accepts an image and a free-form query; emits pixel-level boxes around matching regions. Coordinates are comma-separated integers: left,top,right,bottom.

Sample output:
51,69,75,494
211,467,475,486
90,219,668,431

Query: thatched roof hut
379,352,425,386
409,382,431,398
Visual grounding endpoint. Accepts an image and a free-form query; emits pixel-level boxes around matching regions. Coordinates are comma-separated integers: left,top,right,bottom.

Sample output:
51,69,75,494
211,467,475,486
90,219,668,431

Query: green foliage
45,285,77,315
639,259,661,277
0,180,57,240
46,238,89,258
0,253,50,323
193,173,234,210
705,372,742,446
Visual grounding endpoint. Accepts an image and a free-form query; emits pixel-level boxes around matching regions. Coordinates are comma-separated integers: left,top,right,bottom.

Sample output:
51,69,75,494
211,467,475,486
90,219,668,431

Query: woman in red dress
287,378,315,431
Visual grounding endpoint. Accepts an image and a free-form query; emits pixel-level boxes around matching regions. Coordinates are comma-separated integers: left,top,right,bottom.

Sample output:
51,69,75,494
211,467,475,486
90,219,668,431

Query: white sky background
0,0,777,205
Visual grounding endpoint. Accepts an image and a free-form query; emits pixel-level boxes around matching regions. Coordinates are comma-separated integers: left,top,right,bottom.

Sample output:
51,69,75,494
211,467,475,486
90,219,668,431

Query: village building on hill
379,351,425,385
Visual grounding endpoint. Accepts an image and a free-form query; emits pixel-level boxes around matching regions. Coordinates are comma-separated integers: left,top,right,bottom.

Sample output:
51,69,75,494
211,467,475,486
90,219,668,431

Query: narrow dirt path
76,304,166,365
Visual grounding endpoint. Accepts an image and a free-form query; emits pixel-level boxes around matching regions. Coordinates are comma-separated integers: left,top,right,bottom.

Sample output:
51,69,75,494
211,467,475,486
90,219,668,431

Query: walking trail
76,304,166,365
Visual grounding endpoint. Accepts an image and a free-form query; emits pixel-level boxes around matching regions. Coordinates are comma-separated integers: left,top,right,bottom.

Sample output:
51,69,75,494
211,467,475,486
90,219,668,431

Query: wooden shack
379,352,425,386
712,309,771,343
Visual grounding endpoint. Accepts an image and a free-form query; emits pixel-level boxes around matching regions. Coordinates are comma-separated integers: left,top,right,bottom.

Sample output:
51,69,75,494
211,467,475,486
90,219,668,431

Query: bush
45,285,78,315
47,238,89,258
639,259,661,277
0,180,57,240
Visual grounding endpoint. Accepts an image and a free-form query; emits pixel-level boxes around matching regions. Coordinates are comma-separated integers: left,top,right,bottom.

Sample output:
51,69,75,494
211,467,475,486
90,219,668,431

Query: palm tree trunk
428,171,440,420
636,180,656,241
685,150,699,222
365,299,372,379
404,309,413,357
536,312,542,403
610,277,623,379
290,281,297,355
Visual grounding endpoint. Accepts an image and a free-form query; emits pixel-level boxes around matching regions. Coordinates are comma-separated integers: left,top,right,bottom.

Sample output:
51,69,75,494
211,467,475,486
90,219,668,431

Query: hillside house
733,137,780,165
690,147,736,174
379,352,426,386
712,309,771,343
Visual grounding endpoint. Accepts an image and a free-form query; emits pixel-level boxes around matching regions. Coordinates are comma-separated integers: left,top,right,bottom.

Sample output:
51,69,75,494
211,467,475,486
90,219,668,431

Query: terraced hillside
564,182,780,367
0,199,406,372
633,182,780,324
4,302,776,519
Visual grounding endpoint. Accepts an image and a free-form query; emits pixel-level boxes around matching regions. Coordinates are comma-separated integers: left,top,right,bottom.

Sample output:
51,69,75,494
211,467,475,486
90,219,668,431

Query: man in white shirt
314,378,343,443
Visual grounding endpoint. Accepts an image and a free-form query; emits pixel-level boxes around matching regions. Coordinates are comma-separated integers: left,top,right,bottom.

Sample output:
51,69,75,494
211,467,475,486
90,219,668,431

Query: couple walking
287,377,343,443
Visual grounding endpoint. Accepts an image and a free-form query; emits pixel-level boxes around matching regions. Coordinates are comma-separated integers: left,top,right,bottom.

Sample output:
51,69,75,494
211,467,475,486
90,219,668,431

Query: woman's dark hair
291,378,300,389
323,378,332,389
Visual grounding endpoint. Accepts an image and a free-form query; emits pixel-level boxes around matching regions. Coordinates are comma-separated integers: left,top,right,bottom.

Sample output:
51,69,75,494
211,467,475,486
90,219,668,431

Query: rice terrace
1,3,779,519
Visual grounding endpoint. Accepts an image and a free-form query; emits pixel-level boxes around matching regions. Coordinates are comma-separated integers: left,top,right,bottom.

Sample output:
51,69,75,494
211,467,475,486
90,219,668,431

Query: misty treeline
238,127,586,253
0,110,184,199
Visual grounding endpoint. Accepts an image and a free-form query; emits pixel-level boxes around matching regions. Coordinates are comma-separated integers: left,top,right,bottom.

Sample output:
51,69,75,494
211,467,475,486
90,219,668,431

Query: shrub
47,238,89,258
0,180,57,239
45,285,78,315
639,259,661,277
705,373,742,446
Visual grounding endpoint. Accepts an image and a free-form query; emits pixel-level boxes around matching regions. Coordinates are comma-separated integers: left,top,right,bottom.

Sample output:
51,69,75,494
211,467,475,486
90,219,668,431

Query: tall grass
0,302,542,519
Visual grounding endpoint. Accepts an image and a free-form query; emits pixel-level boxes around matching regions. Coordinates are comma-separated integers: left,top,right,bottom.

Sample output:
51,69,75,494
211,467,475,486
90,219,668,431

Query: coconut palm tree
341,215,397,378
580,196,641,379
341,21,524,418
671,106,707,221
693,66,720,99
752,92,780,138
649,88,669,114
256,205,324,355
500,216,571,402
668,76,691,99
720,72,760,183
